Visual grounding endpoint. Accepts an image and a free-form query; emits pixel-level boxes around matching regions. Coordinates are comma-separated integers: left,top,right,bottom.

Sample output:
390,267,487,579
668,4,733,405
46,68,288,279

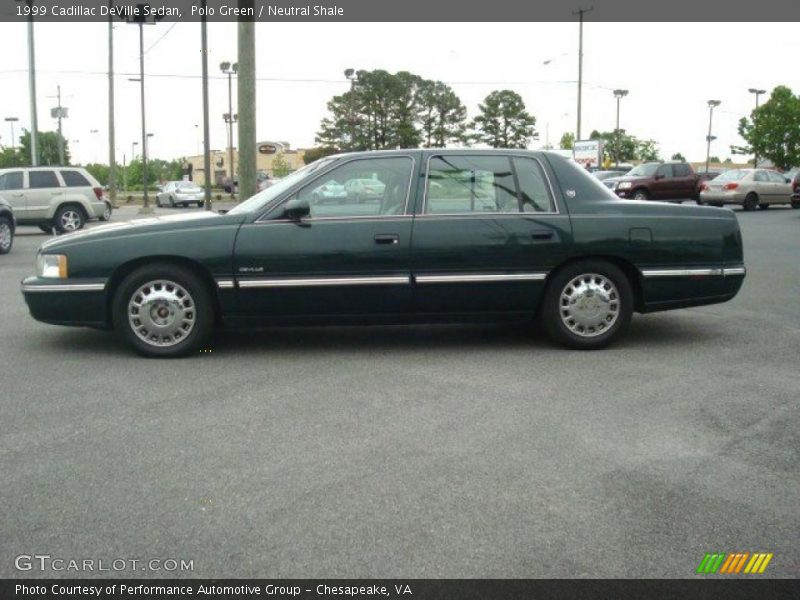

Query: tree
671,152,686,161
418,80,467,147
708,156,721,164
84,163,111,186
0,147,24,168
303,146,338,165
18,130,70,166
271,152,292,177
736,85,800,170
590,130,660,163
560,132,575,150
637,139,660,161
471,90,536,148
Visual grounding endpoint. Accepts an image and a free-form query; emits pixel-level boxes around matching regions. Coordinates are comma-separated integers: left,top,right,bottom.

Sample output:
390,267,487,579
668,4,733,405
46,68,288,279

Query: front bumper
21,276,109,328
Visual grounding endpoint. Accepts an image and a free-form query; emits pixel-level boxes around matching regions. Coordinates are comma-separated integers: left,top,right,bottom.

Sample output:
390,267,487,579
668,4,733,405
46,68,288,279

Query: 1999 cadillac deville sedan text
21,150,746,357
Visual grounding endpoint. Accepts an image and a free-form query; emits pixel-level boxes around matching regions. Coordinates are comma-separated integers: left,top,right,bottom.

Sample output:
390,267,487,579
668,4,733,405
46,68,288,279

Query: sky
0,21,797,165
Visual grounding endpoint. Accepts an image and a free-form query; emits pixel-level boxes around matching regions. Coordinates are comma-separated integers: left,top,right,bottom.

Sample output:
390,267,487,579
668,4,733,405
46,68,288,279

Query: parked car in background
699,168,796,210
21,149,746,357
593,170,630,182
344,178,386,202
786,168,800,208
0,166,111,233
310,179,347,203
223,171,273,194
612,161,705,202
156,181,205,208
0,195,15,254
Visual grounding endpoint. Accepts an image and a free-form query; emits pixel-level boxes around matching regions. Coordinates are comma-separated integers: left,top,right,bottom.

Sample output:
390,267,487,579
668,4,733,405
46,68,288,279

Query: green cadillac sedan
21,150,746,357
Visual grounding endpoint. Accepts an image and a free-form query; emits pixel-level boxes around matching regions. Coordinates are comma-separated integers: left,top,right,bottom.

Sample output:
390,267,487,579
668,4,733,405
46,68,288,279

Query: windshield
227,157,339,215
626,163,659,177
714,170,748,182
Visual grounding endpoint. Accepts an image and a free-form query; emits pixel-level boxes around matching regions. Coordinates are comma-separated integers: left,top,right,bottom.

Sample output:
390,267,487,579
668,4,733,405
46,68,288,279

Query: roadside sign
573,139,603,170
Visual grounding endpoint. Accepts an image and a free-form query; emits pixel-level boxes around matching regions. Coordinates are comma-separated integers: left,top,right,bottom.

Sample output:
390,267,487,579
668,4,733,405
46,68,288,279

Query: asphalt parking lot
1,203,798,578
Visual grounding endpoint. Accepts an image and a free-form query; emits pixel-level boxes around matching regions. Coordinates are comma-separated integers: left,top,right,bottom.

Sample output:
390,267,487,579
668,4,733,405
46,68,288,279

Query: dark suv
611,161,705,202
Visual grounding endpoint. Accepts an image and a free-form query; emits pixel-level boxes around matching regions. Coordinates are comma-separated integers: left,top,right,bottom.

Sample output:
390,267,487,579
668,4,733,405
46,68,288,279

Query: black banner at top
2,0,800,22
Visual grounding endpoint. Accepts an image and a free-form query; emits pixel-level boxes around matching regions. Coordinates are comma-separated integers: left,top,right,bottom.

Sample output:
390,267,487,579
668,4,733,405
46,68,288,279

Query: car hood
40,211,243,251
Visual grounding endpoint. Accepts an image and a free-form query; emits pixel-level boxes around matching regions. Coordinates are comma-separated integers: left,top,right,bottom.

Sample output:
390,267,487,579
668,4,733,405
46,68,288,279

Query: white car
0,166,111,233
155,182,206,208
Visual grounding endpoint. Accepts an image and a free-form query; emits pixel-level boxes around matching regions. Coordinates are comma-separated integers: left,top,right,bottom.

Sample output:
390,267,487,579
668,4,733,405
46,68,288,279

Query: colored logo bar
696,552,773,574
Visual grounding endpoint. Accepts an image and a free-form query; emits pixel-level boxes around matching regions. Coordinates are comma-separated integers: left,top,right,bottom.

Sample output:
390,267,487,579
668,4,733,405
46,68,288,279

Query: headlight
37,254,68,278
617,182,632,190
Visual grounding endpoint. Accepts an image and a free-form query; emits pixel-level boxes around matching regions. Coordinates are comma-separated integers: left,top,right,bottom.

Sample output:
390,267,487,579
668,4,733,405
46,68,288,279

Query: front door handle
374,234,399,245
531,230,554,241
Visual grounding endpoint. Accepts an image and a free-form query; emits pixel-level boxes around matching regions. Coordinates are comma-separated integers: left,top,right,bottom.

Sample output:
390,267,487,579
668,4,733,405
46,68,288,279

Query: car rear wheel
540,260,633,350
632,189,649,200
743,193,759,211
112,264,214,358
791,200,800,209
54,205,86,233
0,216,13,254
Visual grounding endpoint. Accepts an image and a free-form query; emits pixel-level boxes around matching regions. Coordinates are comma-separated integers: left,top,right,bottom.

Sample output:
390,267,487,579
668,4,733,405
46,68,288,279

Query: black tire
197,202,204,208
791,201,800,209
54,204,86,234
0,216,13,255
155,196,162,207
632,188,649,200
743,193,759,211
112,264,214,358
169,196,176,208
758,203,770,210
38,224,54,234
539,260,633,350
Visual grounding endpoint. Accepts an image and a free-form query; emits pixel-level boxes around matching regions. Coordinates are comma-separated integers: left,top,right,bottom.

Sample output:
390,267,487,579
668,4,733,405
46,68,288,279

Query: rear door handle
531,231,554,241
374,233,399,245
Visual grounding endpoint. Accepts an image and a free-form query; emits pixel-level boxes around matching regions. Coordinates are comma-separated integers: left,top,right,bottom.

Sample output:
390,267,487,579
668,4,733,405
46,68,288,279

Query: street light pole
344,68,358,150
27,3,39,166
748,88,766,168
705,100,721,174
572,6,593,141
107,7,117,207
613,89,628,168
220,61,238,199
200,2,212,210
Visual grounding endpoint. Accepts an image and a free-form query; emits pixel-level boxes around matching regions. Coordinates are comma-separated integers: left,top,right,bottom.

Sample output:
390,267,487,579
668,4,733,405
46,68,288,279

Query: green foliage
18,130,70,166
671,152,686,161
471,90,536,149
303,146,338,165
316,70,468,151
84,163,112,186
591,130,660,162
123,157,184,188
0,147,25,168
271,152,292,177
560,132,575,150
736,85,800,170
708,156,721,164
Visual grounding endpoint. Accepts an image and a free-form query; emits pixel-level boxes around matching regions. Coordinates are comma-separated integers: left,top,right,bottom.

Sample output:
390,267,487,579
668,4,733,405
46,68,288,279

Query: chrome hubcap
0,223,11,250
128,280,196,347
60,210,81,231
559,273,620,337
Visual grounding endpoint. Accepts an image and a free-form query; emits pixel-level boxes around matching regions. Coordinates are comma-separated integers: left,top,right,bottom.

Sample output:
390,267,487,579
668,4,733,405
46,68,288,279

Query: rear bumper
639,265,746,312
700,191,744,204
21,276,109,328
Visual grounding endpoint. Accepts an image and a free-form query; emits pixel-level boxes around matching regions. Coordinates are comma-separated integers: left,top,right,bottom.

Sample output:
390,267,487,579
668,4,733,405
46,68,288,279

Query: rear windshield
715,170,748,182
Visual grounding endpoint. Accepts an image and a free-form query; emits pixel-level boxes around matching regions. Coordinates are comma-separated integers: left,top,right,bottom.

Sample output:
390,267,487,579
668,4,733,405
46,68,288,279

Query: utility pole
705,100,721,174
201,1,212,210
613,89,628,168
220,61,238,198
237,4,257,201
748,88,766,168
27,2,39,166
573,6,593,141
108,7,117,206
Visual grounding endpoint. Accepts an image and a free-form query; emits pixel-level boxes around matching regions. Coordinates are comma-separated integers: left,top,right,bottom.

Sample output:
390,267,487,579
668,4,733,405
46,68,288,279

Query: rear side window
29,171,60,189
754,171,769,182
673,164,691,177
656,164,674,178
0,171,23,190
425,155,553,214
767,171,788,183
60,170,91,187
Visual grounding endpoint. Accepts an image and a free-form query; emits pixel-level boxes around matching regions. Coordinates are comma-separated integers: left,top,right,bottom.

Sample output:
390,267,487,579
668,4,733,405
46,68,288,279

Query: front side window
754,171,769,182
60,170,91,187
425,155,553,214
0,171,23,190
29,171,60,189
294,157,413,218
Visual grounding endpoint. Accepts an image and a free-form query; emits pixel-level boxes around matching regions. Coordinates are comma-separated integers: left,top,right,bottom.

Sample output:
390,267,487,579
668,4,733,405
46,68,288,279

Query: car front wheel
632,189,649,200
0,216,13,254
112,264,214,357
743,193,759,211
540,260,633,350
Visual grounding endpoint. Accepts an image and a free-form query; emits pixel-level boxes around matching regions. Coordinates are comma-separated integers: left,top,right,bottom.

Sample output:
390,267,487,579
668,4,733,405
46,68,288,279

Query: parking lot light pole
705,100,721,174
748,88,766,168
572,6,593,140
220,61,238,199
613,89,628,168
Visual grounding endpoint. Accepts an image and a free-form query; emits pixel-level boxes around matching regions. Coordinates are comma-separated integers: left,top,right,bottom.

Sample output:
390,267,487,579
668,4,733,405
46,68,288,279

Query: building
185,141,306,186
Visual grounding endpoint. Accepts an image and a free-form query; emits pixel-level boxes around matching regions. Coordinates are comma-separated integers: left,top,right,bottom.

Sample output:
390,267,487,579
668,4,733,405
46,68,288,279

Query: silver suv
0,167,112,233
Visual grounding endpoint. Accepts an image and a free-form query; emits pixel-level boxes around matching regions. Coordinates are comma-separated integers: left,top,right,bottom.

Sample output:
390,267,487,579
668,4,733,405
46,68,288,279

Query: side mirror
283,197,310,221
654,173,664,180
